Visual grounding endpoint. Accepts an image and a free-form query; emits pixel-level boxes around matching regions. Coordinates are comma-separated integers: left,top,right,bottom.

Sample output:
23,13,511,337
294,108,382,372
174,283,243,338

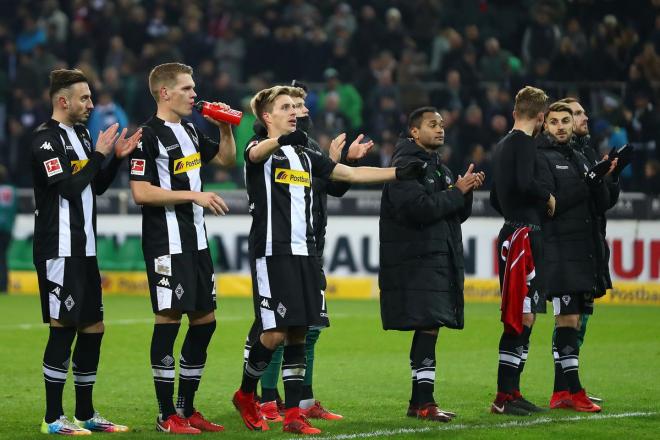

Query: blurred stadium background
1,0,660,438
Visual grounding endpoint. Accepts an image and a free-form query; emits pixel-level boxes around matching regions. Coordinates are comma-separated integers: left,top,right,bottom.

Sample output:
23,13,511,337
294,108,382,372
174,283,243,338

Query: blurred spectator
214,26,245,82
521,5,561,67
643,159,660,195
458,104,490,151
39,0,68,44
87,89,129,144
314,92,350,138
318,67,363,129
17,16,46,54
464,143,491,189
381,7,409,59
479,37,512,82
0,165,16,294
351,5,384,64
433,69,469,112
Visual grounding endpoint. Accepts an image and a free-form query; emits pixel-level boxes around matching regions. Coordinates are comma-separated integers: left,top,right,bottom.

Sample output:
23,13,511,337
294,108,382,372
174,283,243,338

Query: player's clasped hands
95,123,143,158
194,192,229,216
455,163,485,194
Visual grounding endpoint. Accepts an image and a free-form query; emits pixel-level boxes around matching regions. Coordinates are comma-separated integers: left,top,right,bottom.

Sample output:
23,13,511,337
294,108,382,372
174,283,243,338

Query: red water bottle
194,101,243,125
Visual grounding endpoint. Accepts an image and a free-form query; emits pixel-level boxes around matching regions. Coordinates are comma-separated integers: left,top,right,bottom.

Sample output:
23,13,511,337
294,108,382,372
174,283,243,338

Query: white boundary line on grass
305,411,658,440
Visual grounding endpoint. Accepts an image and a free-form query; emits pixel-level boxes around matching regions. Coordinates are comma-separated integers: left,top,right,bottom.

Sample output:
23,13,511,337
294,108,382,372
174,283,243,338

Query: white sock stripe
179,367,205,376
73,382,94,387
245,363,265,378
179,361,205,368
152,368,176,379
43,362,68,374
560,358,579,368
154,378,175,383
417,379,435,385
416,366,436,372
43,366,68,380
499,350,522,358
416,370,436,381
73,374,97,383
499,360,520,368
71,370,97,376
282,367,306,377
44,377,67,384
498,353,522,365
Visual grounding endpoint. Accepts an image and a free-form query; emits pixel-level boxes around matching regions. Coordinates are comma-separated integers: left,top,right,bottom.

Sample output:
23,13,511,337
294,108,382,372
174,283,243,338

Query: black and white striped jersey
129,116,219,258
244,139,337,258
31,119,99,262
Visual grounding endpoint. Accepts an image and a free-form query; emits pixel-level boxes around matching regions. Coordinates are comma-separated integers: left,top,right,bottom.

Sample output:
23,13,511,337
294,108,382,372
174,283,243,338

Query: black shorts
497,225,546,314
145,249,216,313
36,257,103,324
552,293,594,316
250,255,328,331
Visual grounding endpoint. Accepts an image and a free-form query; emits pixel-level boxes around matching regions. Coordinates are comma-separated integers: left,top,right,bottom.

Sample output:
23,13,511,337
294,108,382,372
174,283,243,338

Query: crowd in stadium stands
1,0,660,192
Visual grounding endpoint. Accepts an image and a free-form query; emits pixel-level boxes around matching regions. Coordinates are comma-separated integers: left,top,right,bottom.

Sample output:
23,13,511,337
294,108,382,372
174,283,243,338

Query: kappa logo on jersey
40,141,54,151
157,277,170,287
173,152,201,174
274,168,310,187
70,159,89,175
137,141,143,151
131,158,145,176
260,298,270,308
43,158,63,177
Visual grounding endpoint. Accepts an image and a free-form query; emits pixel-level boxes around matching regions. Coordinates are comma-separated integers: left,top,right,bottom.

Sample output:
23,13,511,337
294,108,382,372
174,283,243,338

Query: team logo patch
40,141,54,151
260,298,270,308
277,302,287,318
43,158,63,177
175,284,184,299
445,175,451,185
70,159,89,174
157,277,170,287
562,295,571,306
274,168,310,187
421,358,434,367
64,295,75,311
154,255,172,276
173,152,201,174
131,159,146,176
533,291,540,304
161,355,175,367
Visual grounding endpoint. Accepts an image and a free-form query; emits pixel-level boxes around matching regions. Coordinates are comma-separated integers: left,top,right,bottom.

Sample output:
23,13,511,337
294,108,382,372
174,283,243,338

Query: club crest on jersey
83,138,91,149
40,141,54,151
43,158,63,177
70,159,89,174
187,124,199,147
274,168,310,187
173,152,201,174
131,159,145,175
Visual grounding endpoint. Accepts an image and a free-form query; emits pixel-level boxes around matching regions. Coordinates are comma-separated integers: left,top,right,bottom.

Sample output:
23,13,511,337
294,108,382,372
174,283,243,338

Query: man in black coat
379,106,484,422
536,102,616,413
548,98,621,407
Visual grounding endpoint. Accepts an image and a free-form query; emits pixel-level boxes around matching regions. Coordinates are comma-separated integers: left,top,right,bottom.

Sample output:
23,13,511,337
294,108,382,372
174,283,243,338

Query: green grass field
1,295,659,439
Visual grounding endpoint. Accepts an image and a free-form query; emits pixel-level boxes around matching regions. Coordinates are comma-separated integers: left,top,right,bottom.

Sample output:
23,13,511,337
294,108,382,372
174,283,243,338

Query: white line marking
0,312,352,331
305,411,658,440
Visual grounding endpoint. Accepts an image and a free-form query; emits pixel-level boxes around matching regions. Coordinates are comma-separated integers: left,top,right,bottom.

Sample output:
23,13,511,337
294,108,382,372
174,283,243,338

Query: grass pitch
1,294,659,439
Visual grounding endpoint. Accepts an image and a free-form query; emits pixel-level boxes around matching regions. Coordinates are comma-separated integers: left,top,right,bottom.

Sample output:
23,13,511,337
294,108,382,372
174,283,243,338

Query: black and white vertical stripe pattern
43,362,68,385
245,144,319,258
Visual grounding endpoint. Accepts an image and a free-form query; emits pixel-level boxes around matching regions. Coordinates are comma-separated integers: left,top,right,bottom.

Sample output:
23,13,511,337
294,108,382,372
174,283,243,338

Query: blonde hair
288,86,307,99
148,62,193,101
514,86,549,119
250,85,295,126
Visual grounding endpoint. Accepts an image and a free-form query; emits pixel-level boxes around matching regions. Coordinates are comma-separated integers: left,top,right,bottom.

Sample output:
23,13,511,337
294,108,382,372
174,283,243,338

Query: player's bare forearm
330,163,396,183
248,138,281,163
130,180,197,206
214,125,236,167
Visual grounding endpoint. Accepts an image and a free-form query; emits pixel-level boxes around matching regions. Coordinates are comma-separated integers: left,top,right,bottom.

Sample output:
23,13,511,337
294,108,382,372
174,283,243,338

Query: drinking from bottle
194,101,243,125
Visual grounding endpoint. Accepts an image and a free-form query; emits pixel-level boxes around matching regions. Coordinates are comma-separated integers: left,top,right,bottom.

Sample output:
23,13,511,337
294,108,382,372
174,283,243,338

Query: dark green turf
1,295,659,439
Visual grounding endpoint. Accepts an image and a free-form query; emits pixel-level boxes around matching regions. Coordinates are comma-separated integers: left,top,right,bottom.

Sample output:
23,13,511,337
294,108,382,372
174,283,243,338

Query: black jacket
570,134,619,291
536,134,612,296
379,138,472,330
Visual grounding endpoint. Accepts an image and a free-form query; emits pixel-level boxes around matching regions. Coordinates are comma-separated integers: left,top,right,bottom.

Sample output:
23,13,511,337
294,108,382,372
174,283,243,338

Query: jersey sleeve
188,123,219,164
244,135,264,166
129,127,158,182
31,129,71,186
306,147,337,179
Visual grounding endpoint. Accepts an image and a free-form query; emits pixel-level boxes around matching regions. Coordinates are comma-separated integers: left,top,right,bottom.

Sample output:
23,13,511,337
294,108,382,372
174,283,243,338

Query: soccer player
548,97,619,408
234,85,425,434
128,62,236,434
379,107,484,422
32,69,141,434
489,86,555,415
536,102,616,412
245,83,373,423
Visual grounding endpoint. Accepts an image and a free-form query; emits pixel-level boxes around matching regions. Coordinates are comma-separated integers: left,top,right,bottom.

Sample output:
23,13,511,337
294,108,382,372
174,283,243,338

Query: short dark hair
408,106,439,129
546,102,574,118
49,69,88,98
557,97,579,105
